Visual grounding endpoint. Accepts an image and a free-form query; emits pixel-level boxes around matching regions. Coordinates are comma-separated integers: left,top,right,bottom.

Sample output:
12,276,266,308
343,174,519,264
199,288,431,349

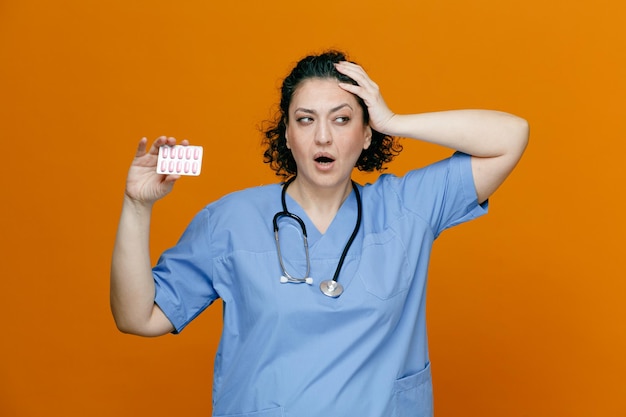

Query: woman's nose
315,122,332,145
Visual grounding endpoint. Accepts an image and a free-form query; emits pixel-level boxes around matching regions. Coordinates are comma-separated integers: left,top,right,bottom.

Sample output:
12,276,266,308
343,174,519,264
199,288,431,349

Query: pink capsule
192,162,199,174
194,147,200,159
160,160,167,172
186,147,192,159
176,161,182,173
161,147,169,158
184,161,190,173
176,147,182,159
168,160,175,172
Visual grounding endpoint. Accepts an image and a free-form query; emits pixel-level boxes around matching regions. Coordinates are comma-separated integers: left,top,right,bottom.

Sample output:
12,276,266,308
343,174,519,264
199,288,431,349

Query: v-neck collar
283,186,360,252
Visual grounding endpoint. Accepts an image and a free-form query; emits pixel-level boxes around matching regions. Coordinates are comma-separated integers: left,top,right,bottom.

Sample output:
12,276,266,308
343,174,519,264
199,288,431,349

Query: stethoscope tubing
273,210,311,284
330,181,362,283
272,177,362,296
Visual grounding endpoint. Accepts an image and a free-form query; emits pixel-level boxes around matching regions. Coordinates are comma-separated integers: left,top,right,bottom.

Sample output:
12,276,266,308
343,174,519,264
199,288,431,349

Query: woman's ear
363,126,372,150
285,122,291,149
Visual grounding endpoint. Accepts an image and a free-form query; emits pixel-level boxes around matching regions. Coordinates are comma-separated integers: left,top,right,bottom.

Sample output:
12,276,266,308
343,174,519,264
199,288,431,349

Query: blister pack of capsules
157,145,203,176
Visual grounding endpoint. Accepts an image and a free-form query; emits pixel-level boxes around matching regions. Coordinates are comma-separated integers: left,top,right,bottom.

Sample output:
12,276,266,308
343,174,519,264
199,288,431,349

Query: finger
335,61,365,72
180,138,190,146
338,79,378,106
148,136,174,155
335,61,370,83
337,82,361,95
163,174,181,183
135,137,149,157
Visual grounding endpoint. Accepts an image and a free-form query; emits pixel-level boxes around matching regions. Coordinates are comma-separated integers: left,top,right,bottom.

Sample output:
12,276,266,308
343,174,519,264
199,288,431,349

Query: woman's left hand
334,61,396,134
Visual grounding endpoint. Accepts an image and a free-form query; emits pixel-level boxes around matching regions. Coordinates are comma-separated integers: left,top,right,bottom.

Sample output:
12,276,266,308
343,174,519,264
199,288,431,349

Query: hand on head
334,61,396,135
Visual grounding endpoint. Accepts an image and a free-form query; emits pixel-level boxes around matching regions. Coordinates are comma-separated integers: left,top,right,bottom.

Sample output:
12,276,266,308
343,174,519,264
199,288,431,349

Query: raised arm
335,62,529,203
110,136,183,336
380,110,528,203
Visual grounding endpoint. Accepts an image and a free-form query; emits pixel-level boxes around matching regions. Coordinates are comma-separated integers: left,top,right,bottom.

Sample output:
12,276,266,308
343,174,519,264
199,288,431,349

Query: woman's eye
335,116,350,124
297,117,313,124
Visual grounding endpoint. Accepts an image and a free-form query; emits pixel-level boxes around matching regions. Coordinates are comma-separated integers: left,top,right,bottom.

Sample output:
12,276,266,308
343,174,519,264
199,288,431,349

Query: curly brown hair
262,50,402,178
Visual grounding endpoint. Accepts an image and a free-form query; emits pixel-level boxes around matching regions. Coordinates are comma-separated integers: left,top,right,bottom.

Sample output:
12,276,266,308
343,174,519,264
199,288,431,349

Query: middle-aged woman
111,50,529,416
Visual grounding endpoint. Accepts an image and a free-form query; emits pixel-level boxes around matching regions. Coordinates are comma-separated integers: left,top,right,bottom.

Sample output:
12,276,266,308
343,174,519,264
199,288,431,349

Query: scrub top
153,152,487,417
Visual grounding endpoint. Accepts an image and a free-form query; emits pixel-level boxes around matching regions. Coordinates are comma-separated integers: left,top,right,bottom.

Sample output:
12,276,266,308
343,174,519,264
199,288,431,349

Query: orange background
1,1,625,416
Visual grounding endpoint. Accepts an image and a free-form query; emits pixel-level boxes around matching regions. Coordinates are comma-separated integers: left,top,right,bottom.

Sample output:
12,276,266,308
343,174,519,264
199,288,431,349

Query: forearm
335,63,528,203
385,109,529,157
110,196,165,335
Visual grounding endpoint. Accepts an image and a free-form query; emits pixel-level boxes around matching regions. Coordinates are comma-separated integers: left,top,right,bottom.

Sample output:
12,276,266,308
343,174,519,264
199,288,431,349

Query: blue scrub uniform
153,152,487,417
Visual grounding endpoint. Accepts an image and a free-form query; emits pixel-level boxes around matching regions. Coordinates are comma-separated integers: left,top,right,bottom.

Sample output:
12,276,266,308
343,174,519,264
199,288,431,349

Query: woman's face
285,77,371,190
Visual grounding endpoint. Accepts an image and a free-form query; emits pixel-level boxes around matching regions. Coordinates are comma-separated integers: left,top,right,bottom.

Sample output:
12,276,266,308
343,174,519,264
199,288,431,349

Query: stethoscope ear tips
280,276,314,285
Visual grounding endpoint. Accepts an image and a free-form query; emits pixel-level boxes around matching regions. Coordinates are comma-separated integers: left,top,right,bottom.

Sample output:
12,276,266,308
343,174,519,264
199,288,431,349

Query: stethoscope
272,177,362,298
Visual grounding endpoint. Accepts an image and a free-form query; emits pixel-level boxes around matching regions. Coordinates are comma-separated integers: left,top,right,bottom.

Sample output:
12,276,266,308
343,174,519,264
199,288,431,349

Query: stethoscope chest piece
320,279,343,298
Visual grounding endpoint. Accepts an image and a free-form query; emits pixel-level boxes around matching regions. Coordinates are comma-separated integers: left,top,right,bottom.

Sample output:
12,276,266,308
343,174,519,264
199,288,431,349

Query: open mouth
314,152,335,166
315,156,335,164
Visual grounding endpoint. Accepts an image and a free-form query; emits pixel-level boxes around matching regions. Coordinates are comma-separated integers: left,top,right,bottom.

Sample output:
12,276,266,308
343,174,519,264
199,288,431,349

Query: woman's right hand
125,136,189,205
112,135,184,336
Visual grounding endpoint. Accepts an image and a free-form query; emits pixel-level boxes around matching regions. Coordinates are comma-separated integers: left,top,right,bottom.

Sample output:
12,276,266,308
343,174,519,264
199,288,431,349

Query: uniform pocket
213,406,284,417
358,227,411,300
393,363,434,417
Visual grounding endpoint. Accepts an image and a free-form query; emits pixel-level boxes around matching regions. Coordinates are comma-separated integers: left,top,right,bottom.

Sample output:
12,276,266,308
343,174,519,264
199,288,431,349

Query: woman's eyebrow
294,103,354,114
294,107,315,114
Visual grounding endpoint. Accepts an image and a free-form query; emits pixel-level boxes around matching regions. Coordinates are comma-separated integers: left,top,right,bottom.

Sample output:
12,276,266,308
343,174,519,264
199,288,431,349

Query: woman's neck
287,177,353,234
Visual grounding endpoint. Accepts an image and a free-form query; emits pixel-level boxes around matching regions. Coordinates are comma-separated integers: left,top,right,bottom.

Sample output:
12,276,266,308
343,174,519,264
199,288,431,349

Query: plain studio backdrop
1,1,624,415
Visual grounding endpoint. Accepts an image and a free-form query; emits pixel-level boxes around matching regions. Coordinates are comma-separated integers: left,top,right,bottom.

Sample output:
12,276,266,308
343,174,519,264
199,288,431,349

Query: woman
111,50,528,416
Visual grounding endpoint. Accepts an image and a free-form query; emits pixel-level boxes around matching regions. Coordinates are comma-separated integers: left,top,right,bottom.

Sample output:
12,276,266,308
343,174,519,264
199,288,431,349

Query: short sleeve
398,152,488,237
152,207,218,333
